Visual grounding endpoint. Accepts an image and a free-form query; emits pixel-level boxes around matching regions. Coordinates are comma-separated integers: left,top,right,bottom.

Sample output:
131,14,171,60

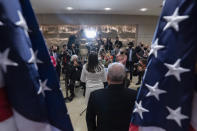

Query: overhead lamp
66,7,73,10
140,8,148,12
104,8,111,11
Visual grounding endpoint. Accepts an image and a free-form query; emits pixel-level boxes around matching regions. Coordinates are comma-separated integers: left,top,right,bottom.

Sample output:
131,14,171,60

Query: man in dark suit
70,43,79,55
126,42,135,81
86,62,137,131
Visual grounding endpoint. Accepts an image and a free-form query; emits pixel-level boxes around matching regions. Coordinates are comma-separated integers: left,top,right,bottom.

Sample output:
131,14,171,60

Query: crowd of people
49,35,150,102
48,35,151,130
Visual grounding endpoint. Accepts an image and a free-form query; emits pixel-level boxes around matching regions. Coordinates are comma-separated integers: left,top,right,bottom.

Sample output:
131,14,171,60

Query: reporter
80,52,107,105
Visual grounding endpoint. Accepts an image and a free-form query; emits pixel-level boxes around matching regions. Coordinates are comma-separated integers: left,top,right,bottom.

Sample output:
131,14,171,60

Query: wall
36,14,159,45
40,24,137,47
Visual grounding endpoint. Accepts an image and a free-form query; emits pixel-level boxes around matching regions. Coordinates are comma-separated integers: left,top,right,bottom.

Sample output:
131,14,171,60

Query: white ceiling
30,0,163,16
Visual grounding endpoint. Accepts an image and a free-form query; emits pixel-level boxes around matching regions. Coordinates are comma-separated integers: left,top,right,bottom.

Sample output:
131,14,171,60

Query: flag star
15,10,29,37
37,79,52,97
145,82,167,101
164,59,190,81
163,7,189,32
0,48,18,73
28,48,43,70
149,38,165,58
166,107,188,127
0,21,4,26
133,101,149,119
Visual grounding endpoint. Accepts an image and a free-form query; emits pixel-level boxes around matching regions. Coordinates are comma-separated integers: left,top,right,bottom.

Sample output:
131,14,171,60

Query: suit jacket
105,41,113,51
114,40,123,49
86,84,137,131
71,48,79,55
126,48,135,64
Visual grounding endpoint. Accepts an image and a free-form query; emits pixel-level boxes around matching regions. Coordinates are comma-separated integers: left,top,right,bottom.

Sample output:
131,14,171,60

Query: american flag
0,0,73,131
129,0,197,131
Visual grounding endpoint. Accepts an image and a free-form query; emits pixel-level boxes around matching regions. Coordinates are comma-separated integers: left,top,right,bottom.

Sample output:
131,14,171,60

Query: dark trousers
56,64,61,79
64,74,69,97
68,80,75,97
137,71,144,83
127,62,134,81
80,82,86,97
64,74,75,98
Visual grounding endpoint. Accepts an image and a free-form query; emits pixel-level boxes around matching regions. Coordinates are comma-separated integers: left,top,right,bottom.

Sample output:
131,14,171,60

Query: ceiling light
66,7,73,10
104,8,111,11
140,8,148,12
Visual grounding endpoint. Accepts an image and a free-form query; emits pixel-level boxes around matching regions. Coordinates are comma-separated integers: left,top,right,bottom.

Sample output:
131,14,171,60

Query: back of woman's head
87,52,102,73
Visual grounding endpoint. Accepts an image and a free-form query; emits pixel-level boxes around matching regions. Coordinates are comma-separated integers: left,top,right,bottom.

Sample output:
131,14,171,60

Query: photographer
133,58,147,85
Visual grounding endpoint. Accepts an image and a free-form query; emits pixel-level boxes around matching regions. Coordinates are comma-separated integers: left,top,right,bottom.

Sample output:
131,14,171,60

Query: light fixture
66,7,73,10
104,8,111,11
140,8,148,12
85,29,97,39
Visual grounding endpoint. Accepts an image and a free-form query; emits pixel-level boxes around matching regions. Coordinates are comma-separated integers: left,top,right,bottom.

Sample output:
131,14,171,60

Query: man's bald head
107,62,126,84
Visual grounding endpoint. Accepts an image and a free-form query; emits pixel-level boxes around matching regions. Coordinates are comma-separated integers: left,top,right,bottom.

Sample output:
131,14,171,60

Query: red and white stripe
0,71,60,131
129,123,165,131
0,70,17,131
